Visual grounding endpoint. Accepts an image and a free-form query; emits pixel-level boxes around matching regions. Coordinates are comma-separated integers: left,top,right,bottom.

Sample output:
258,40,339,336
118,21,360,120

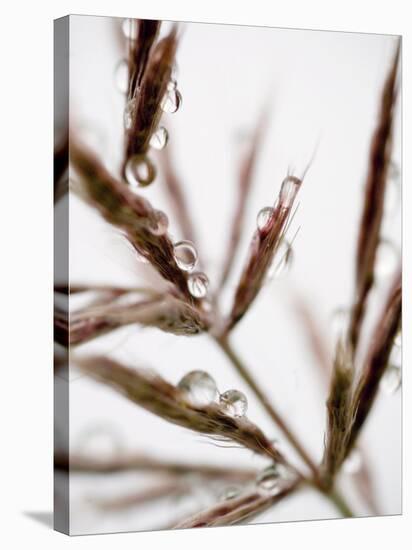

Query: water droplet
161,88,182,113
343,449,362,474
167,78,177,91
220,486,240,501
375,239,399,279
122,18,138,40
279,176,301,208
330,307,351,339
114,59,129,94
380,364,402,395
177,371,218,407
123,98,136,129
219,389,248,418
149,126,169,150
187,272,209,298
267,239,293,280
256,465,281,494
173,241,198,271
148,210,169,236
257,207,274,232
125,154,156,188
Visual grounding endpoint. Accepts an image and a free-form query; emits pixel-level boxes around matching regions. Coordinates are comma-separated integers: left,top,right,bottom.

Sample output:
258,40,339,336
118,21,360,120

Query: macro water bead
279,175,301,208
173,241,198,271
149,127,169,150
177,371,218,407
219,389,248,418
187,272,209,298
257,206,274,232
125,154,156,188
161,88,182,114
256,465,281,493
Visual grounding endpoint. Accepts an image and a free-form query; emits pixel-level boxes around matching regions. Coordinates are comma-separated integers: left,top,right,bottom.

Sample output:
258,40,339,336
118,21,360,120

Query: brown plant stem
215,335,354,517
215,335,318,476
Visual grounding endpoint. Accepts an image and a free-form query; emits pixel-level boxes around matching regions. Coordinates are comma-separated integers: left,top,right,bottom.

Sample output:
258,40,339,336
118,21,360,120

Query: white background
0,0,410,548
66,13,401,534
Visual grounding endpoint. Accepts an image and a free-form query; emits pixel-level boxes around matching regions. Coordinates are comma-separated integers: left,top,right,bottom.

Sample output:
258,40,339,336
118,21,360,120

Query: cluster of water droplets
172,241,210,299
176,371,248,419
116,53,180,189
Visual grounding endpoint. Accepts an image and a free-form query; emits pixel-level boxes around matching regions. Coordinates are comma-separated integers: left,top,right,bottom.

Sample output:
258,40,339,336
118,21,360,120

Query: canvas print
54,15,402,535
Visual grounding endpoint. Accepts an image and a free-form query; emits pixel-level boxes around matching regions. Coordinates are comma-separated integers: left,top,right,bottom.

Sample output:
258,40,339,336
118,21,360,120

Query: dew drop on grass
161,88,182,113
167,78,177,91
177,371,218,407
257,207,274,232
256,465,281,494
187,272,209,298
279,176,301,208
219,389,248,418
173,241,198,271
149,127,169,150
125,154,156,188
114,59,129,94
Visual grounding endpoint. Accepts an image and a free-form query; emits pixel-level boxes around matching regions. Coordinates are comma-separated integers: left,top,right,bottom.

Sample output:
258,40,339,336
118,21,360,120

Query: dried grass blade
70,141,192,300
219,111,268,289
225,175,302,332
77,356,286,463
124,26,178,166
349,43,400,350
321,340,355,487
174,480,300,528
347,268,401,454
